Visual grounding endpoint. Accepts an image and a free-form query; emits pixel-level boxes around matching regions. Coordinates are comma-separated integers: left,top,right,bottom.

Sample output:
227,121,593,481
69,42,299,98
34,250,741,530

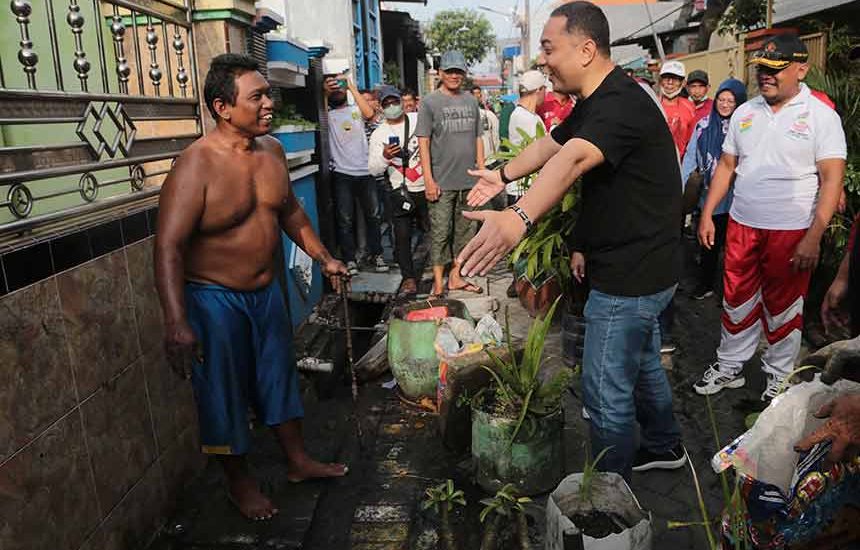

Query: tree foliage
427,9,496,67
695,0,766,51
716,0,767,37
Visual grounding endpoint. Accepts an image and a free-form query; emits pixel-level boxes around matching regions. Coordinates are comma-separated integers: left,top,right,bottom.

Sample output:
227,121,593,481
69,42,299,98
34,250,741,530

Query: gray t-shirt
415,90,481,190
328,105,369,176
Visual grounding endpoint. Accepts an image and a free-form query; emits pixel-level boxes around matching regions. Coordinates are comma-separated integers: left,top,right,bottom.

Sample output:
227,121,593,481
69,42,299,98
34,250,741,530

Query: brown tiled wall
0,236,206,550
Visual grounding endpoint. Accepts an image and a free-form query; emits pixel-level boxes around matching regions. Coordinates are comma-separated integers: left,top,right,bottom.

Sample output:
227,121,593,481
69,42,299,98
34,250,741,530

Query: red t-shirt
692,97,713,125
661,96,697,158
536,91,575,131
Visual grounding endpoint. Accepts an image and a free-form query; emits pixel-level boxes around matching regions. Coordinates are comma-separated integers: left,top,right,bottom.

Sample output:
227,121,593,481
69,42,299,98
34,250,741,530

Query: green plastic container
387,299,471,399
471,402,564,495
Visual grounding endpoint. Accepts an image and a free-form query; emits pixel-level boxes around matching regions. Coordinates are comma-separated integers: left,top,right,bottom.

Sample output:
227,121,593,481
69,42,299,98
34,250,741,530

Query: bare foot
431,282,446,298
287,457,349,483
227,476,278,521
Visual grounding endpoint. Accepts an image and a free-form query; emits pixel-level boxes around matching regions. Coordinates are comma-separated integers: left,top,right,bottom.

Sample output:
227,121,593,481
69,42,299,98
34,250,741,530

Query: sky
380,0,663,73
381,0,549,73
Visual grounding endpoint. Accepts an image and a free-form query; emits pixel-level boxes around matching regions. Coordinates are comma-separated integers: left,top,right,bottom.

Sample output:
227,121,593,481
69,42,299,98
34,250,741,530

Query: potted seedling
423,479,467,550
271,103,317,154
546,447,653,550
479,483,532,550
494,125,578,318
471,298,574,495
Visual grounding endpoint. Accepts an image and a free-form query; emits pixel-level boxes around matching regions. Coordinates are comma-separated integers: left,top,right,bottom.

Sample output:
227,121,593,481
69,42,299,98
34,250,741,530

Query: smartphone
389,136,400,146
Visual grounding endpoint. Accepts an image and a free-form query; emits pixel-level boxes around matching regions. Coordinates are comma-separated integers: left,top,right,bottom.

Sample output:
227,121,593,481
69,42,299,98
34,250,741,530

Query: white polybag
712,375,860,493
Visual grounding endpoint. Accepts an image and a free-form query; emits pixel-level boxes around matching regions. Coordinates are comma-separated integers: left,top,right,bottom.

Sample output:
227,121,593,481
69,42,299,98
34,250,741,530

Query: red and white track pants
716,218,811,378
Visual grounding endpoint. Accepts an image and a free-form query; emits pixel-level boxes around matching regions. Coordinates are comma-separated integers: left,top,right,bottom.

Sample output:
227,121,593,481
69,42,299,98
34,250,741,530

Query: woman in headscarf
682,78,748,300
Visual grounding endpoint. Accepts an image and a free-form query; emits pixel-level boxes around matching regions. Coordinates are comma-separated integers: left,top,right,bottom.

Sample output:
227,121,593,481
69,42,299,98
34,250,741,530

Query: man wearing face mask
325,75,389,275
659,60,696,158
694,35,847,402
368,86,428,295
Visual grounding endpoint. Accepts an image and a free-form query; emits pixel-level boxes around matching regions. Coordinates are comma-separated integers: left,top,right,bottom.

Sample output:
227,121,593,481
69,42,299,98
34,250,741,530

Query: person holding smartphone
368,86,428,295
324,72,389,275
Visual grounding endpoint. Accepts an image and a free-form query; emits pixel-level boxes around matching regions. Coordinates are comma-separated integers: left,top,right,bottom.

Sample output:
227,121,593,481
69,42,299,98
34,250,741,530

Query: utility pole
522,0,530,68
643,0,666,62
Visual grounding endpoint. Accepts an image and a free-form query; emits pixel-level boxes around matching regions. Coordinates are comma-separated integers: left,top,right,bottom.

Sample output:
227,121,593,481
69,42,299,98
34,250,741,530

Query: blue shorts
185,280,304,455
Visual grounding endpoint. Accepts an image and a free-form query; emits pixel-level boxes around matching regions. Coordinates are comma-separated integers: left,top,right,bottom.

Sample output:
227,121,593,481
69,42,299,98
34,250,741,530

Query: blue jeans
582,285,681,480
332,171,382,262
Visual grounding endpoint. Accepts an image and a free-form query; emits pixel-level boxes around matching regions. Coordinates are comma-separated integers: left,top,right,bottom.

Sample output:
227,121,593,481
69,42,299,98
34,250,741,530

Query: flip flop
447,282,484,294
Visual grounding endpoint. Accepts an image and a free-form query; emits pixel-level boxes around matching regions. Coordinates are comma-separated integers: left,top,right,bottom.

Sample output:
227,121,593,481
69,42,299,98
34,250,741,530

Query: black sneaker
632,444,687,472
693,285,714,300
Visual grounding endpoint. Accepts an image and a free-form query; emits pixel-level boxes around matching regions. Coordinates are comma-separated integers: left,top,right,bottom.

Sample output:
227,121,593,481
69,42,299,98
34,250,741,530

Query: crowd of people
152,0,860,521
324,51,576,297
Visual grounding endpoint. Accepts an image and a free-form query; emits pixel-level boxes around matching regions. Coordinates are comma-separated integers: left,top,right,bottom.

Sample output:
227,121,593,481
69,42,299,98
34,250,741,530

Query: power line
611,0,694,47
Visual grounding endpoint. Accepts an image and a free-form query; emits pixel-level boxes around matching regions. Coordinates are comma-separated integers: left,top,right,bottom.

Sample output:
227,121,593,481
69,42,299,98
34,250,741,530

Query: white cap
660,60,686,78
519,70,546,93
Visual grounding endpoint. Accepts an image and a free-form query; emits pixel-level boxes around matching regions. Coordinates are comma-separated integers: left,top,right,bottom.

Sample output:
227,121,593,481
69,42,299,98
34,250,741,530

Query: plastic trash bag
712,376,860,547
475,314,503,345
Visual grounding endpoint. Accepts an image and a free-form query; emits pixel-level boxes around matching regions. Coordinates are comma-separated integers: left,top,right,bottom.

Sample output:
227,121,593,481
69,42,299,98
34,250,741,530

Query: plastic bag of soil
546,472,652,550
712,377,860,548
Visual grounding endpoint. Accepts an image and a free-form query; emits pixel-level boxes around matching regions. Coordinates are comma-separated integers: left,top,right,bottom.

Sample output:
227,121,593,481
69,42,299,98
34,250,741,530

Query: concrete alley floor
149,248,775,550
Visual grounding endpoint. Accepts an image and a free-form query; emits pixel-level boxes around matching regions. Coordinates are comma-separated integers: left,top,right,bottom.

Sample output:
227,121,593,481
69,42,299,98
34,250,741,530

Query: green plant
479,483,532,550
493,124,578,289
271,103,316,130
579,446,612,503
481,298,574,444
800,65,860,326
383,60,402,87
668,396,751,549
423,479,466,550
716,0,766,37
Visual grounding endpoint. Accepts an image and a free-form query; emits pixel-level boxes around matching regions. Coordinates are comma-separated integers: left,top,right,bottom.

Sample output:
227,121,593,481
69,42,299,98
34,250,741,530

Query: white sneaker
373,255,389,273
761,373,786,402
346,261,359,276
693,363,745,396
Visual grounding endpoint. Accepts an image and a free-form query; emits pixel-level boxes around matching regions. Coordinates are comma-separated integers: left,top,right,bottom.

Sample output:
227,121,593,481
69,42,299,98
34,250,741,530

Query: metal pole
643,0,666,62
766,0,773,29
522,0,530,68
340,278,363,443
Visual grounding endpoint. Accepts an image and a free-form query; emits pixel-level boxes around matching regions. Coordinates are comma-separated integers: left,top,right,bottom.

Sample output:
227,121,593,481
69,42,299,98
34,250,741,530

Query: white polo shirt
723,83,846,230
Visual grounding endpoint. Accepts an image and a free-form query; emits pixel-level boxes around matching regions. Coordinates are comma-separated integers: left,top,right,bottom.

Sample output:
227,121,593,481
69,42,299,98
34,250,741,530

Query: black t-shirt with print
551,67,681,297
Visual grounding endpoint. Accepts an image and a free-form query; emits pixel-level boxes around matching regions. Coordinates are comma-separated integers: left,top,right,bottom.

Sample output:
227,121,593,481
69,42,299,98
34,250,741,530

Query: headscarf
696,78,747,186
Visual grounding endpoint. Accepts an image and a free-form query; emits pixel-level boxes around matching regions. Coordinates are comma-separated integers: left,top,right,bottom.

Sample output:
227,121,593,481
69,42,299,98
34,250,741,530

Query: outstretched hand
456,209,526,277
466,168,505,207
794,394,860,462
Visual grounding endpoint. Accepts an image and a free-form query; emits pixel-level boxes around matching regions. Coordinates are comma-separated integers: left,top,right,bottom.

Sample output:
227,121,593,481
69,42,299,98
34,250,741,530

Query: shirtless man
155,54,347,521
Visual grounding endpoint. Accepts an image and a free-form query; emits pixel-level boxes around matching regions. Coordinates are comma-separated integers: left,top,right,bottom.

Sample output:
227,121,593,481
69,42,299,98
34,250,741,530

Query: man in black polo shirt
457,0,684,479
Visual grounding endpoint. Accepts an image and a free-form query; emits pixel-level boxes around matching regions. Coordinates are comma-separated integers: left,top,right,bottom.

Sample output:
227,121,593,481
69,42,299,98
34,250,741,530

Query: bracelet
506,204,533,232
499,165,514,185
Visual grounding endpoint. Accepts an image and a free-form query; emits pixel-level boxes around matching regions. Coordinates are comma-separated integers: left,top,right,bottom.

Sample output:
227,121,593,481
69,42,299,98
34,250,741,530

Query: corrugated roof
773,0,857,23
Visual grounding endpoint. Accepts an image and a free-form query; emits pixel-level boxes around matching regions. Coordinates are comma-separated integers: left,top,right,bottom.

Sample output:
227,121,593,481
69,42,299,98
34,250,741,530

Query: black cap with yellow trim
750,34,809,70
